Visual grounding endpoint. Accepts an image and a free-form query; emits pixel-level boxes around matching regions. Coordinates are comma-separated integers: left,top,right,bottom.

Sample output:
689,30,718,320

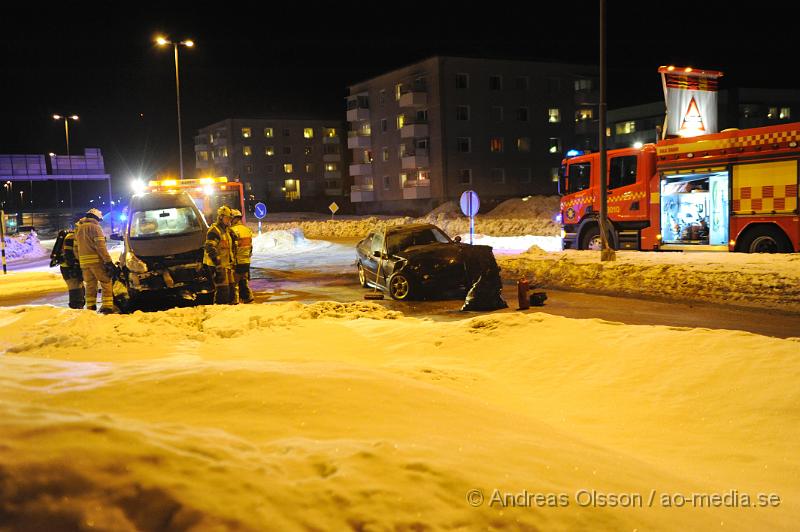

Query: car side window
371,232,384,253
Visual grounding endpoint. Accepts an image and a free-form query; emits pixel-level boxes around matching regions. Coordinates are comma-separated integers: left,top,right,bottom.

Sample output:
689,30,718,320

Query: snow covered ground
1,302,798,530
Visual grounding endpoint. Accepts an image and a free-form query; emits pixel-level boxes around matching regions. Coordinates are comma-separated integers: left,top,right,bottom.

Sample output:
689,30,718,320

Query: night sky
3,3,797,196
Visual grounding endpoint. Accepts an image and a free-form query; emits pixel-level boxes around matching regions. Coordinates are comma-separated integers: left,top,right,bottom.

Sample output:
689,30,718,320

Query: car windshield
129,207,202,239
385,227,450,254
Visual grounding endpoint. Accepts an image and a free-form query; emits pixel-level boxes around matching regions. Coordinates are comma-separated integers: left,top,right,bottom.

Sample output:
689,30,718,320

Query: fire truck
146,176,246,223
559,122,800,253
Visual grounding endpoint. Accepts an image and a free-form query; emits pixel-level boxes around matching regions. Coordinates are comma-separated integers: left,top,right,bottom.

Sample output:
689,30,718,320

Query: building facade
194,117,348,211
347,56,599,214
608,88,800,149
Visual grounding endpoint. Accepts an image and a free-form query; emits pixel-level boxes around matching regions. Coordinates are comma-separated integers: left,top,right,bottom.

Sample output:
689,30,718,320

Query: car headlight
125,252,148,273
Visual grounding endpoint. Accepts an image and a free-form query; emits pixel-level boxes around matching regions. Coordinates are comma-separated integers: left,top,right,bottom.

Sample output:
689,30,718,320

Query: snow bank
2,232,48,261
499,249,800,312
258,196,561,239
0,271,65,303
1,302,798,530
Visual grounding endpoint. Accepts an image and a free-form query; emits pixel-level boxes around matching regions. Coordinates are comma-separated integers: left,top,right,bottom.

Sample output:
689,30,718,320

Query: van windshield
129,207,203,239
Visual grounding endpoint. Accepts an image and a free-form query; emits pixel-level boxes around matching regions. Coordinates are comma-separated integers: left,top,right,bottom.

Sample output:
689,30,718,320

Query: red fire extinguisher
517,278,530,310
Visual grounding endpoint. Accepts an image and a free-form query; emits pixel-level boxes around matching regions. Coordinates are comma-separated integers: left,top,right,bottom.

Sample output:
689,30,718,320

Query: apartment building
608,88,800,149
194,117,348,210
347,56,599,214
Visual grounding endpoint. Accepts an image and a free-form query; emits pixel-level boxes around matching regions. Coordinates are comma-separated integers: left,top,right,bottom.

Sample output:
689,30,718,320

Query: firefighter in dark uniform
56,227,86,309
203,205,235,304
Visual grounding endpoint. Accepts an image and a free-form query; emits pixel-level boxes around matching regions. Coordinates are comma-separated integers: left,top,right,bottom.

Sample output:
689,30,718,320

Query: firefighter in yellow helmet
203,205,235,304
229,209,254,304
74,208,116,313
50,222,85,309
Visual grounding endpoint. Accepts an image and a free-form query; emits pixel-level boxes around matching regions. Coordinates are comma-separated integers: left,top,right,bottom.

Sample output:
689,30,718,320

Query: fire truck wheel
738,226,792,253
580,226,604,251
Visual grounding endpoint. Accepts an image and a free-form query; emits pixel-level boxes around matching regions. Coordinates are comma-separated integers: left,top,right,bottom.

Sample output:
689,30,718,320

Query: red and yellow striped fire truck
559,122,800,253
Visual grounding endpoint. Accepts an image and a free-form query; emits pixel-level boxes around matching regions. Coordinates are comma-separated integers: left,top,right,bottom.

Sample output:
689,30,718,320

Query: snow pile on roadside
259,196,561,239
0,271,65,303
2,232,48,261
457,234,563,254
251,228,311,253
250,229,355,272
499,249,800,312
1,302,798,530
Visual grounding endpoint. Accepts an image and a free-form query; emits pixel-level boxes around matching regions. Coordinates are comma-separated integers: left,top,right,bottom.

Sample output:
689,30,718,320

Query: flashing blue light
119,213,128,222
555,213,563,224
565,149,583,158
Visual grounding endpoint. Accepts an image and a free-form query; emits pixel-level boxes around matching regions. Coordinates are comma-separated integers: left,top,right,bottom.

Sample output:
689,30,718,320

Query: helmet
86,208,104,221
230,209,242,218
217,205,232,218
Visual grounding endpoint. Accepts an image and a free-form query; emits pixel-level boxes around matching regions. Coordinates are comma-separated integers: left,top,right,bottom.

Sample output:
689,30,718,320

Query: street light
53,113,79,209
156,35,194,180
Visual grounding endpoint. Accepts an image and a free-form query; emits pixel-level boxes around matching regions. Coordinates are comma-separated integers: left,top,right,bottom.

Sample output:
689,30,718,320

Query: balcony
347,108,370,122
322,135,340,144
351,184,375,203
399,89,428,108
194,143,209,152
325,187,342,196
401,150,429,169
402,180,431,199
400,122,429,139
323,153,341,162
347,131,372,149
349,163,372,176
324,170,342,179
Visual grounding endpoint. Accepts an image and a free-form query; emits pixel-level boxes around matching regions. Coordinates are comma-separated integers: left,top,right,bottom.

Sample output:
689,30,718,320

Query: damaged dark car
355,223,506,309
112,191,214,309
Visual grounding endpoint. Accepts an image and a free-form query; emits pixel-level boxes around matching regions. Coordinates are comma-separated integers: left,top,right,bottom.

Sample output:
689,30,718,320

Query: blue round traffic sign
459,190,480,217
254,202,267,219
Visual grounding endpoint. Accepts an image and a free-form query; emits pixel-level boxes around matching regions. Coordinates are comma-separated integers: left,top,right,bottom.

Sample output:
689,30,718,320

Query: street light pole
156,36,194,180
53,114,79,209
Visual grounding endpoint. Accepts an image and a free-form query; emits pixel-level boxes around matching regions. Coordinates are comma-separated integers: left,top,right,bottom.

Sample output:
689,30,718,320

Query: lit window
548,138,562,154
395,83,403,101
265,146,275,157
197,151,209,161
382,147,389,162
243,146,252,156
548,108,561,123
576,108,594,121
305,163,313,173
304,146,312,156
264,127,274,138
490,137,504,153
397,114,405,129
399,144,406,158
325,163,338,172
780,107,791,119
220,147,228,158
490,168,505,184
575,79,593,91
516,138,531,152
418,170,430,180
458,169,472,184
456,73,469,89
767,107,777,119
284,163,293,174
456,106,470,121
326,128,337,138
241,128,252,138
304,128,314,139
615,121,636,135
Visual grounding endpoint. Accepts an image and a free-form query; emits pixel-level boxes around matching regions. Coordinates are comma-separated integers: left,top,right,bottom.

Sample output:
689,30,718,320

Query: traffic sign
329,202,339,214
460,190,480,217
254,202,267,219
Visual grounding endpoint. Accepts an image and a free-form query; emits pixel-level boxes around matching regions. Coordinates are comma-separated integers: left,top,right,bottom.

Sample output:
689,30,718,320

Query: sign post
329,201,339,221
253,202,267,234
0,210,6,274
459,190,480,244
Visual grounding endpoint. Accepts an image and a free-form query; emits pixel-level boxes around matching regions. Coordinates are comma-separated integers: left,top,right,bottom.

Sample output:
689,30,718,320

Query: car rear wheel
388,272,414,300
357,263,370,287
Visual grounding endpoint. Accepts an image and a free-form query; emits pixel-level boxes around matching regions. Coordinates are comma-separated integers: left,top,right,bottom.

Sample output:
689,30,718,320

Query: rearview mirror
454,235,462,243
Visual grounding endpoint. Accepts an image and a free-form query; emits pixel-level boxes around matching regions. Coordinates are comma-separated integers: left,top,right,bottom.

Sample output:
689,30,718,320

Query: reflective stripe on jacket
230,223,253,265
203,223,234,268
59,231,80,269
75,218,112,266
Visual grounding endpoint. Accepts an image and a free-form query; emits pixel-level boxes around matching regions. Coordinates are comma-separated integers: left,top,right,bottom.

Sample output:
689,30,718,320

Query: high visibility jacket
60,231,80,269
203,222,234,268
230,223,253,265
75,218,112,266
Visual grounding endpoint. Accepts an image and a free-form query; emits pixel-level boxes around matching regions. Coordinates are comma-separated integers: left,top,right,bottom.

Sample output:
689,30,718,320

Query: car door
361,231,384,284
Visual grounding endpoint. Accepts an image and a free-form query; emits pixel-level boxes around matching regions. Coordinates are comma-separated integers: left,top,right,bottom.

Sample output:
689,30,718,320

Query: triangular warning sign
679,97,706,136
